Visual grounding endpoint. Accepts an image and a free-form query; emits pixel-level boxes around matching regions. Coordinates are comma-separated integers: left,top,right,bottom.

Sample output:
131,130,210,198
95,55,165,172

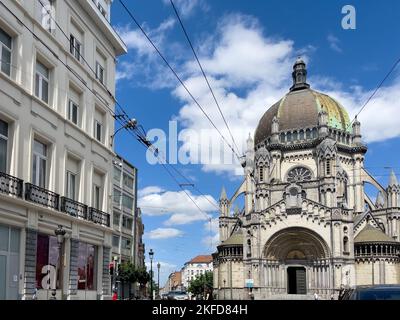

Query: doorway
287,266,306,294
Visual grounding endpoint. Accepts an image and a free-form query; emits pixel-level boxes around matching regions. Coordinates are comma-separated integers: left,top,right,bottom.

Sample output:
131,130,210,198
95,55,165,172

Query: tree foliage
188,271,213,297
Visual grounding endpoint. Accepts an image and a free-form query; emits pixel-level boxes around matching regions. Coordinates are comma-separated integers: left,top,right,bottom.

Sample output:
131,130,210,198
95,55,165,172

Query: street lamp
110,118,138,147
149,249,154,300
157,262,160,299
52,225,66,300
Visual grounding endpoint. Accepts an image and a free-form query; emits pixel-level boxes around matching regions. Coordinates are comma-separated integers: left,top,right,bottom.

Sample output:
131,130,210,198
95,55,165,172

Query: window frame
0,119,8,173
95,61,104,84
0,27,12,77
69,34,82,61
35,60,50,104
32,139,48,188
94,120,102,142
68,99,79,126
40,0,55,33
93,184,101,210
66,170,76,200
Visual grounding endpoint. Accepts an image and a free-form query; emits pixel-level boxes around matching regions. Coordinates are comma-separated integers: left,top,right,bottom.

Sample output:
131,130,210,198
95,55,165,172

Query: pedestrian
314,292,319,300
112,291,118,300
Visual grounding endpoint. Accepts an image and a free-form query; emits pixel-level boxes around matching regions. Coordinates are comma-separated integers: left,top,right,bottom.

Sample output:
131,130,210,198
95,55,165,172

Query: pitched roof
354,224,396,243
188,255,213,264
219,231,243,246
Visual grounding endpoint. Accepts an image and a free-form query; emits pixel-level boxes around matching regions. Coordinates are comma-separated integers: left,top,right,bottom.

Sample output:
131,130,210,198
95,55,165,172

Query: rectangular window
94,120,102,142
36,234,60,290
112,235,119,247
121,237,131,250
77,242,96,290
113,212,120,227
123,173,134,189
0,120,8,173
68,99,79,125
66,171,76,200
122,215,133,230
113,188,121,206
32,139,47,188
93,185,100,209
40,0,55,32
69,34,82,61
113,166,121,183
0,27,12,76
95,61,104,84
35,61,49,103
122,194,133,211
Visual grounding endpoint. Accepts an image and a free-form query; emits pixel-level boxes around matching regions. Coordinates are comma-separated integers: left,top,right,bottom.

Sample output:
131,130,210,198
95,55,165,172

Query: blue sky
110,0,400,285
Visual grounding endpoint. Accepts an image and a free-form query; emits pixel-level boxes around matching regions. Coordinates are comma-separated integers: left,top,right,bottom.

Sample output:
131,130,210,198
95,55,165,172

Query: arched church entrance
263,227,330,295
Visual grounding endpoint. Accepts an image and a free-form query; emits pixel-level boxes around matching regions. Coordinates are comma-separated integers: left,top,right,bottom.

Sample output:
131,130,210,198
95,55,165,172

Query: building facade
182,255,213,290
0,0,126,300
213,59,400,300
161,271,183,294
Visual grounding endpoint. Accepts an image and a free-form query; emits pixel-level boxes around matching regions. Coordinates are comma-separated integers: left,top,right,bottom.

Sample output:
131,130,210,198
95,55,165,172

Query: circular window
287,167,312,182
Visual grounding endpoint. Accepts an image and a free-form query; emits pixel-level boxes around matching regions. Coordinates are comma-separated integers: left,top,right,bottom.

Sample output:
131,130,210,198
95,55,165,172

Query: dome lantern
290,57,310,92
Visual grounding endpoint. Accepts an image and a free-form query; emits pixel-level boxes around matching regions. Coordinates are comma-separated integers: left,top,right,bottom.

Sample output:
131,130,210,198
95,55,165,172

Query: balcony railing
0,172,23,198
61,197,88,220
25,183,59,210
89,207,110,227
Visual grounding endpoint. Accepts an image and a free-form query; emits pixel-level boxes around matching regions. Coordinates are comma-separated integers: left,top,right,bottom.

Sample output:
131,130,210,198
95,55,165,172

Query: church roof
254,60,351,145
354,224,396,243
220,232,243,246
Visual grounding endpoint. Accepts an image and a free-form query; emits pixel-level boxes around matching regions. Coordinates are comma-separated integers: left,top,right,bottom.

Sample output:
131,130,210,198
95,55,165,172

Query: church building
212,58,400,300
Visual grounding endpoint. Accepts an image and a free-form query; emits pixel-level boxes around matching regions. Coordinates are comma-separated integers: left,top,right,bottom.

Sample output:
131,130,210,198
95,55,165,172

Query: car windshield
170,291,186,295
358,289,400,300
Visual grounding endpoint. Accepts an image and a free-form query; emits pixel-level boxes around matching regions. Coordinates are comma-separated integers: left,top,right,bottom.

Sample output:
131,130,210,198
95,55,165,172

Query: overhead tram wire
118,0,241,162
35,0,220,212
347,54,400,130
169,0,241,157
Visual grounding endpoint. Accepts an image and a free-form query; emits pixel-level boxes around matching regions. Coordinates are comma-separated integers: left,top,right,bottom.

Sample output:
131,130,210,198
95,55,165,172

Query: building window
113,212,120,227
68,99,79,125
112,235,120,247
114,166,121,182
326,159,331,176
287,166,312,183
77,242,96,290
66,171,76,200
299,130,304,140
122,194,133,211
343,236,349,253
123,173,134,189
69,34,82,61
94,120,102,142
113,188,121,206
39,0,55,32
0,120,8,173
35,61,49,103
93,185,101,210
36,234,60,290
259,167,264,182
122,215,133,230
95,61,104,84
0,27,12,76
121,237,131,250
32,140,47,188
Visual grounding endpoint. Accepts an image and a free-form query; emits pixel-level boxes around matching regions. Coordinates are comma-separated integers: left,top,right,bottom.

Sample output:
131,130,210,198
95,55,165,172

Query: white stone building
0,0,126,299
182,255,213,290
213,59,400,300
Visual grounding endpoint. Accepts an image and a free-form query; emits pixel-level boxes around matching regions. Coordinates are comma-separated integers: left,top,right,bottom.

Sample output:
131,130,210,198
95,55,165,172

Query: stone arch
264,227,330,261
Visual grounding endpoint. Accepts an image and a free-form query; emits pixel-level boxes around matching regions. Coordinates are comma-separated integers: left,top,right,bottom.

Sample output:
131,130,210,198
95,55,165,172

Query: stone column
67,239,79,300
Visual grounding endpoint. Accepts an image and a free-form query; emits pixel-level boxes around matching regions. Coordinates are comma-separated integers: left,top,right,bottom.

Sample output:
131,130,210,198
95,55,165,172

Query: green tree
188,271,213,299
117,262,138,298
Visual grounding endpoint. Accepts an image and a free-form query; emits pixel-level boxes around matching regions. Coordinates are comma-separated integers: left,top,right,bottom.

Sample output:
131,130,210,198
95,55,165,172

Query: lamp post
149,249,154,300
52,225,66,300
157,262,160,299
110,118,138,147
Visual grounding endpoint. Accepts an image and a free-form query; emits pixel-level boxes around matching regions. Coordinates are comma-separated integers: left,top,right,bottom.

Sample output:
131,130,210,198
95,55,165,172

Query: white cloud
201,218,219,250
162,0,208,17
146,228,184,239
327,34,342,53
138,186,218,224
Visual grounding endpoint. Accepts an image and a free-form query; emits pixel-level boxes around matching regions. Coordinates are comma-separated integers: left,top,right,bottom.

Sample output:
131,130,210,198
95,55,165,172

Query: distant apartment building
0,0,127,300
161,271,183,294
181,255,213,289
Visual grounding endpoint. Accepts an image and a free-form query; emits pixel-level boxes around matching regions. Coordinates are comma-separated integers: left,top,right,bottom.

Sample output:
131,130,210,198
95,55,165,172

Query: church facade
212,59,400,300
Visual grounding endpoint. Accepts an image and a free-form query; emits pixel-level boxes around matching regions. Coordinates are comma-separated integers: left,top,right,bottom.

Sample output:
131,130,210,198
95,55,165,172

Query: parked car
161,293,169,300
339,285,400,300
167,291,189,300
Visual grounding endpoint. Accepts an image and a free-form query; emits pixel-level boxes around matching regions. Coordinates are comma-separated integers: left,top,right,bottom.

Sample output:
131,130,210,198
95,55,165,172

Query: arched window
326,159,331,176
259,167,264,182
287,132,292,142
293,131,298,141
247,239,252,257
306,129,311,139
299,130,304,140
280,133,285,143
343,236,349,253
312,128,318,138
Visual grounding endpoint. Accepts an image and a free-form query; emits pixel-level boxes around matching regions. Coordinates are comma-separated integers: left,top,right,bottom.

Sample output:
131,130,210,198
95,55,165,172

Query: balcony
60,197,88,220
88,207,110,227
0,172,23,198
25,183,59,210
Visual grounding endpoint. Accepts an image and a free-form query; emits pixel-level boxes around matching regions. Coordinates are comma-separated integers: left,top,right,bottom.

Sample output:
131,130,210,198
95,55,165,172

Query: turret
271,116,280,143
387,170,400,208
290,57,310,92
375,191,385,209
318,107,329,137
352,116,362,145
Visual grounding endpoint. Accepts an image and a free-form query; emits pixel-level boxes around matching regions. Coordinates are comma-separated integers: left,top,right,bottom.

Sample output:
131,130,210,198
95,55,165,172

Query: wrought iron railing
60,197,88,219
88,207,110,227
0,171,23,197
25,183,60,210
